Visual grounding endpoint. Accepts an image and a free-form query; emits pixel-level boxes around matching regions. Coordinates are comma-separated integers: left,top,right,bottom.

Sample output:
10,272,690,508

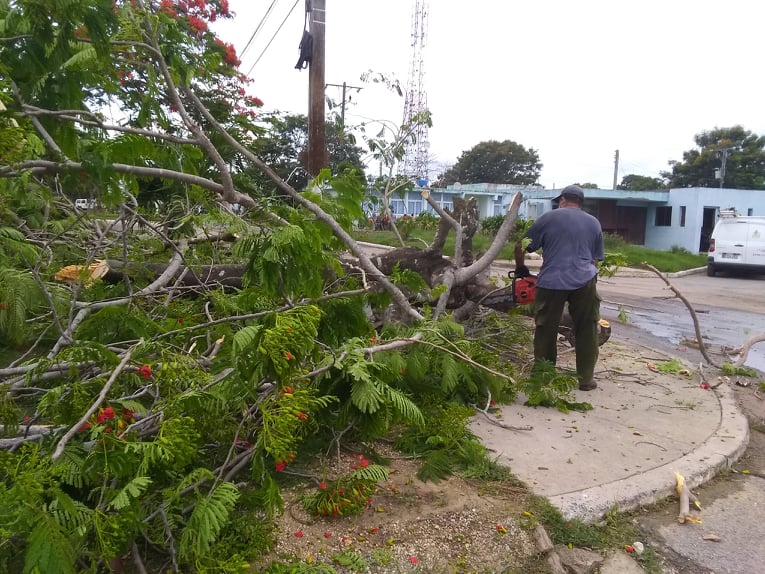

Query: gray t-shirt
524,207,604,290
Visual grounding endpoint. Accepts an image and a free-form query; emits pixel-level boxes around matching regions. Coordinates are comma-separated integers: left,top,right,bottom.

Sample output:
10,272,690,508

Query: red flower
97,407,116,424
122,408,135,422
79,422,90,432
408,556,419,564
285,351,294,360
136,365,152,379
296,412,308,420
360,458,369,468
319,481,327,490
177,317,184,324
324,532,332,538
187,15,208,32
293,530,304,538
496,524,507,533
699,383,710,390
275,461,286,472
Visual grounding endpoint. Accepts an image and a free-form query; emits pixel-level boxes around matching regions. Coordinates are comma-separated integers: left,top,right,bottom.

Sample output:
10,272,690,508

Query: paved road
597,271,765,373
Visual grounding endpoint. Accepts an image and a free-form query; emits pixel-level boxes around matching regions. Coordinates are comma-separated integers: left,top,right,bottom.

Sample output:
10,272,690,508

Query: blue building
383,183,765,253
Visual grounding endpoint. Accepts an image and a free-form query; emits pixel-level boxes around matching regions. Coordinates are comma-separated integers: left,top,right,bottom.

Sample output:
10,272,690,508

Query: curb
548,382,750,522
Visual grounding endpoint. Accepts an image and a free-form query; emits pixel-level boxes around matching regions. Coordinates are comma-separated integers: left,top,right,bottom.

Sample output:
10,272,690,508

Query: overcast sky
214,0,765,189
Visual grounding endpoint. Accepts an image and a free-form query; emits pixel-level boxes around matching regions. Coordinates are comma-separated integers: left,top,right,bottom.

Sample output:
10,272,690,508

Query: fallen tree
0,2,584,572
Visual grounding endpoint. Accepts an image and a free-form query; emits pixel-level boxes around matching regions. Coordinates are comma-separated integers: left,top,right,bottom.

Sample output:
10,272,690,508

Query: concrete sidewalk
470,340,749,523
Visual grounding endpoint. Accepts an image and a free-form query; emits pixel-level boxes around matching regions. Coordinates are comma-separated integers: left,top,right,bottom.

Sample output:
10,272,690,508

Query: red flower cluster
80,407,135,434
213,38,240,67
97,407,116,424
296,412,308,420
284,351,294,361
136,365,152,379
352,454,370,469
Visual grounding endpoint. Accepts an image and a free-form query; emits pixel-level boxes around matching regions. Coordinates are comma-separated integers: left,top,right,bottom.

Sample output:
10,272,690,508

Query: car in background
707,210,765,276
75,198,97,210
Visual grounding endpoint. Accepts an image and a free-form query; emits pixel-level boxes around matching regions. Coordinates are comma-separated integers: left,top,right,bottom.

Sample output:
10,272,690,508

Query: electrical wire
239,0,281,60
246,0,300,77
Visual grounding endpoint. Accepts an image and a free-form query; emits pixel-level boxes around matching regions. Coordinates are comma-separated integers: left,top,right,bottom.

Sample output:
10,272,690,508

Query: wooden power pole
307,0,327,176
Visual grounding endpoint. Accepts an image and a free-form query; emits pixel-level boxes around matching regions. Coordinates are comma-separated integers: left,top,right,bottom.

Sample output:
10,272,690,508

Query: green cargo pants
533,276,601,387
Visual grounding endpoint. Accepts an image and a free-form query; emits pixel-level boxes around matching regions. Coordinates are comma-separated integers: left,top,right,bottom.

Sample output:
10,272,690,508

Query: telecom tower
398,0,430,183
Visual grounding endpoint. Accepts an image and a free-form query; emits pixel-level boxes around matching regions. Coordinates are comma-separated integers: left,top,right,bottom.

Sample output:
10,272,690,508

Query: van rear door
712,219,748,263
744,220,765,267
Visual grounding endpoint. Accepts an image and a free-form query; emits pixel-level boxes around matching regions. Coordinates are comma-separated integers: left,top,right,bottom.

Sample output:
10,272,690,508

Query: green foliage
243,224,339,299
233,305,322,381
520,361,593,413
617,174,667,191
480,214,505,236
76,304,160,343
0,267,52,345
302,457,387,518
395,402,497,482
437,140,542,186
389,262,428,294
332,549,368,572
720,363,757,377
655,359,691,375
662,125,765,189
258,385,337,469
602,233,706,272
179,481,240,560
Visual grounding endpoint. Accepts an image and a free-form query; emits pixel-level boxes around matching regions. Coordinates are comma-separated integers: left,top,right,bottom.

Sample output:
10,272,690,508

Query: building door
699,207,717,252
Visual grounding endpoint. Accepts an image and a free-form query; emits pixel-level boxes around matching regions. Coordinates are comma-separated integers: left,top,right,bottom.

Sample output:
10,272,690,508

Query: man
514,184,604,390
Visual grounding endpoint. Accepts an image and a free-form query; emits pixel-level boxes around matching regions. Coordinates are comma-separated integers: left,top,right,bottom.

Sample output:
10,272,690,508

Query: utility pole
717,147,734,189
612,149,619,190
307,0,327,177
326,81,363,129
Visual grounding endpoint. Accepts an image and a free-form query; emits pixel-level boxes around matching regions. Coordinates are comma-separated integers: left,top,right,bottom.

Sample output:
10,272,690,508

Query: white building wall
644,188,765,252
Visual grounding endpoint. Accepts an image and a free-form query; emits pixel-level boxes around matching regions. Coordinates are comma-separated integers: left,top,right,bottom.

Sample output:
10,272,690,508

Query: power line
246,0,300,77
240,0,281,61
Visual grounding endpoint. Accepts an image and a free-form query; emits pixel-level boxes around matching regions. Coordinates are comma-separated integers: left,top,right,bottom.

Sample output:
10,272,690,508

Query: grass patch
603,234,707,273
353,229,708,273
524,497,663,574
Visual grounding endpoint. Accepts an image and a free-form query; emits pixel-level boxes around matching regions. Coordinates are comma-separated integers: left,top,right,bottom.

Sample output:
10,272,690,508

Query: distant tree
576,182,600,189
662,126,765,189
253,113,367,192
617,174,667,191
434,140,542,186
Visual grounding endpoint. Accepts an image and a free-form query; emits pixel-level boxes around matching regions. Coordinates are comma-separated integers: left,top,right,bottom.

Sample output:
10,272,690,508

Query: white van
707,210,765,276
75,198,96,210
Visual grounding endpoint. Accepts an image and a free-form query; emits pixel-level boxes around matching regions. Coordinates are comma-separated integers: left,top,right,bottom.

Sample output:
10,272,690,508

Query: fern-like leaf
108,476,152,510
24,515,77,574
179,481,240,560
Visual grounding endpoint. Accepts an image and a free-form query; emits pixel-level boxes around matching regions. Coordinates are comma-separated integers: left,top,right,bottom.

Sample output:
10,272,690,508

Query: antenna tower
398,0,429,182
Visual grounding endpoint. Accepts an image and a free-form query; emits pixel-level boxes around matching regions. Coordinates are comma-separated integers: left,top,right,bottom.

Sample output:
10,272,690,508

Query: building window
748,208,754,216
407,200,422,215
390,199,405,215
680,206,686,227
655,206,672,227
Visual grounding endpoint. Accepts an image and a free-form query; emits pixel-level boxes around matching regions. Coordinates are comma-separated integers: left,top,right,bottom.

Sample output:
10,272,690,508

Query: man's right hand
513,264,531,278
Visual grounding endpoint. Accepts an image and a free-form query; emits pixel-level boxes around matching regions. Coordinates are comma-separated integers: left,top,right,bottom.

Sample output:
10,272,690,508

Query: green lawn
352,229,708,273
